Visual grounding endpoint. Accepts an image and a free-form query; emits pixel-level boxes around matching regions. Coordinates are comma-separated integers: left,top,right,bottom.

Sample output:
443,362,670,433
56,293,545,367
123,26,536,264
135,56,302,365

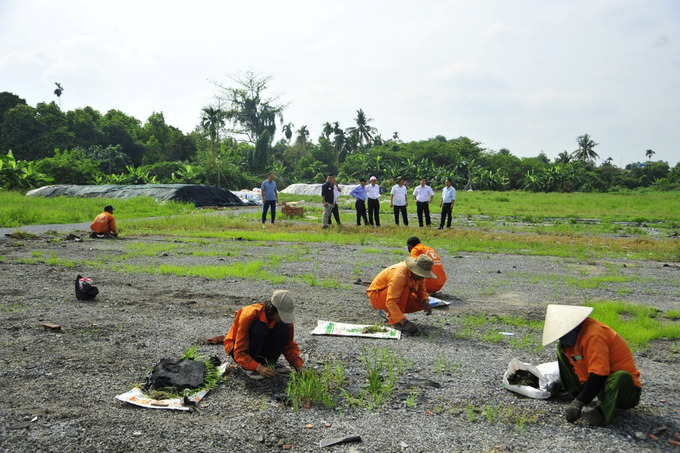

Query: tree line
1,73,678,193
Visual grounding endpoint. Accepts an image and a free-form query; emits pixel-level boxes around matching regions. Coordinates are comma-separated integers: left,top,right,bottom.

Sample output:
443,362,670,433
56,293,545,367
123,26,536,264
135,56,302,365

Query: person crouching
224,290,304,380
542,304,641,426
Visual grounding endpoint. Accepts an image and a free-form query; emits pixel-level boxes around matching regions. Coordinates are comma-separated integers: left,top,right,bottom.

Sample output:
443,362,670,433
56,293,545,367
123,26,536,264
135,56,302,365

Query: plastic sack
502,358,560,399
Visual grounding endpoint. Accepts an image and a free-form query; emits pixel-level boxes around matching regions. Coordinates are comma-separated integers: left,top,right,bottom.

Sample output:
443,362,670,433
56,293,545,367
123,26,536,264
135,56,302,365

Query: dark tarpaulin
26,184,244,207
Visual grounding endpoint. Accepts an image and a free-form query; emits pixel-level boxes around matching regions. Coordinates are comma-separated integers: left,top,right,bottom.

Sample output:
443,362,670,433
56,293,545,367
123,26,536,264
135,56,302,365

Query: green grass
586,301,680,350
0,192,197,228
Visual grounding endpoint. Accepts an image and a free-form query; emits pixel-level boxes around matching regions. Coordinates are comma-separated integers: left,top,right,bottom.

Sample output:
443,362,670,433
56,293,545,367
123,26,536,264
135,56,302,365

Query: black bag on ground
75,274,99,300
144,358,206,392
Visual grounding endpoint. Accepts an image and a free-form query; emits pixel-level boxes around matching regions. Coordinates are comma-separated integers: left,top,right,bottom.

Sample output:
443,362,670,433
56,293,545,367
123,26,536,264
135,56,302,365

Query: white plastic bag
502,358,560,399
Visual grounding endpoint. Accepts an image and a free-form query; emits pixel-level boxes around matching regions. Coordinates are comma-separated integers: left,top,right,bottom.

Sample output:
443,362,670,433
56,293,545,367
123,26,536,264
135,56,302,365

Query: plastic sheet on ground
115,363,227,410
502,358,560,399
26,184,244,207
311,320,401,340
279,183,360,197
232,190,262,205
428,296,452,307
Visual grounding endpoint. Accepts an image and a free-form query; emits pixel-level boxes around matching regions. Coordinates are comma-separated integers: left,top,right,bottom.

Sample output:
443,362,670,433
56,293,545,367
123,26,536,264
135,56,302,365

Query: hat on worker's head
104,205,114,213
405,255,437,279
271,290,296,324
541,304,593,346
369,176,377,181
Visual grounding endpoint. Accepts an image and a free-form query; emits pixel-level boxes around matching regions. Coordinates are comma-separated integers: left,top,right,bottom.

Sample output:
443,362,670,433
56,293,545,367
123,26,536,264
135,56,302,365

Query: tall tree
345,108,377,148
295,125,309,148
645,149,655,161
201,106,226,162
214,72,286,146
571,134,599,163
54,83,64,108
321,122,333,140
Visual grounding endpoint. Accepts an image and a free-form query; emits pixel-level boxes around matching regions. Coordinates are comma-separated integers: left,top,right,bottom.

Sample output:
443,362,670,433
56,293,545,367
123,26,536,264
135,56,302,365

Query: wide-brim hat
271,290,295,324
104,205,114,212
405,255,437,279
542,304,593,345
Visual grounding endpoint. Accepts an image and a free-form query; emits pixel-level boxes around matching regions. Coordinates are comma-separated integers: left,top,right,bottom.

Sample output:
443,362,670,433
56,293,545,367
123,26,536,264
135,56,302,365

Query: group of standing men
350,176,456,229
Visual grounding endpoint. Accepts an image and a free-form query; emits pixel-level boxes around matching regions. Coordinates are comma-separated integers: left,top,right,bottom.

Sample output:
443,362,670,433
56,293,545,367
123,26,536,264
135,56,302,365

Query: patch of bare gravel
1,225,679,452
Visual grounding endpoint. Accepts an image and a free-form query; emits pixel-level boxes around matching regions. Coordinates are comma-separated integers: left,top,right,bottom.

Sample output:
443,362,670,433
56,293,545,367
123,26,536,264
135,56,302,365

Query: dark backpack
75,274,99,300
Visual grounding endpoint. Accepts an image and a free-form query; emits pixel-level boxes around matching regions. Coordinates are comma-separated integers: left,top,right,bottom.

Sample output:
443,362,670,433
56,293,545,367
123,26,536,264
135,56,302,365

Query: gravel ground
1,214,679,452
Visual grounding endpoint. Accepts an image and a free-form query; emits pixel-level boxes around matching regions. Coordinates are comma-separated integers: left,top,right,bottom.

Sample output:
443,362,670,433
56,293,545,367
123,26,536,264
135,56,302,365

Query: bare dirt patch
1,230,679,452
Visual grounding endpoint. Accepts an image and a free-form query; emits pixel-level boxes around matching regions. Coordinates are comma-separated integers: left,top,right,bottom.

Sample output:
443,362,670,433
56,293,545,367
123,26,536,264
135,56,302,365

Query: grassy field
3,189,679,261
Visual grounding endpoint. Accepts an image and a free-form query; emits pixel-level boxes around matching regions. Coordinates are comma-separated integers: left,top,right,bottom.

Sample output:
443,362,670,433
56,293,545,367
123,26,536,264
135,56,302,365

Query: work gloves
565,399,584,423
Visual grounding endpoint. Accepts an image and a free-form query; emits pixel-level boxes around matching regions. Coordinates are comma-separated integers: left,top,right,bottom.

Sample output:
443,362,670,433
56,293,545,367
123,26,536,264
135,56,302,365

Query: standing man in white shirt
366,176,381,227
413,178,435,227
439,177,456,230
390,177,409,225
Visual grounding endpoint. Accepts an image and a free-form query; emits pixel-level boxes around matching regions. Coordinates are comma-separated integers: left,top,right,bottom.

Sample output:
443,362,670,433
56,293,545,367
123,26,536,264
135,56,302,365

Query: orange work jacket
223,303,303,372
90,211,117,234
562,317,641,387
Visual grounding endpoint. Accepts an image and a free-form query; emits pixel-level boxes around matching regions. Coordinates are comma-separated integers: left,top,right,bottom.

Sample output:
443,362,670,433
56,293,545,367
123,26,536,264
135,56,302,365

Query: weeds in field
509,334,543,353
484,400,502,422
434,353,449,374
359,346,408,408
666,309,680,320
406,389,421,408
466,403,478,422
286,362,346,413
587,300,680,350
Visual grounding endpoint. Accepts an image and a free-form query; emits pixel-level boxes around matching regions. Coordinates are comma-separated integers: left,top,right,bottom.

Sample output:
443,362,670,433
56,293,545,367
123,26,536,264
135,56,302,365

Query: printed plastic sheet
311,320,401,340
115,363,227,411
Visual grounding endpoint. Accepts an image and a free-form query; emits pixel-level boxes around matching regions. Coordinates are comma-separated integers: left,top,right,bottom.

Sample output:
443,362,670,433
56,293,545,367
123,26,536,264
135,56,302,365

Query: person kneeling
542,304,641,426
224,290,304,380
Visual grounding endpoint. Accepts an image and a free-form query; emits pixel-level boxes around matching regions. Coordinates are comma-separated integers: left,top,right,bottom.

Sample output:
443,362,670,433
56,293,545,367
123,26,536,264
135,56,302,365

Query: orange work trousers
369,287,424,324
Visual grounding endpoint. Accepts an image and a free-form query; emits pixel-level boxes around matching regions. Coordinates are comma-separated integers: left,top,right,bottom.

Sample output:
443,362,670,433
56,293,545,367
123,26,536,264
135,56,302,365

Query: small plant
286,362,346,413
434,353,449,374
466,402,477,422
484,401,502,422
359,346,407,407
405,389,421,408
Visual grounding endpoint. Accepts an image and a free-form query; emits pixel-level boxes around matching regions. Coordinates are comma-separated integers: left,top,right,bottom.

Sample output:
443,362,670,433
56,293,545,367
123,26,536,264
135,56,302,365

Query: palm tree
54,82,64,108
201,105,226,163
321,122,333,140
571,134,600,163
295,125,309,147
282,123,294,143
345,108,377,148
645,149,655,161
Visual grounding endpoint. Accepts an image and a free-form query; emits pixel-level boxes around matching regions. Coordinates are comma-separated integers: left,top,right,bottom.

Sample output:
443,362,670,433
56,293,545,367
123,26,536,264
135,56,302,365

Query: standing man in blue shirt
349,178,369,226
260,172,279,224
438,177,456,230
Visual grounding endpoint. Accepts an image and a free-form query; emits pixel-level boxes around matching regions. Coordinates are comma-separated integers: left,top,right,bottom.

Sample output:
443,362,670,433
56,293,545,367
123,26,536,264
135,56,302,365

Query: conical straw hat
542,304,593,346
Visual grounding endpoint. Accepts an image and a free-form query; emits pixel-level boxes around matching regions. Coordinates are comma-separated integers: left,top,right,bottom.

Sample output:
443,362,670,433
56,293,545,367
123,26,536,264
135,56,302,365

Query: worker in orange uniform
224,290,304,380
407,236,446,294
366,255,436,335
90,205,118,238
542,304,641,426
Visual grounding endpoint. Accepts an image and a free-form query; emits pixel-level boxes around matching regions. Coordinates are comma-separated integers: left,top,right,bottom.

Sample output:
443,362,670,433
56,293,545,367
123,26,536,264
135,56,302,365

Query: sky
1,0,678,167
